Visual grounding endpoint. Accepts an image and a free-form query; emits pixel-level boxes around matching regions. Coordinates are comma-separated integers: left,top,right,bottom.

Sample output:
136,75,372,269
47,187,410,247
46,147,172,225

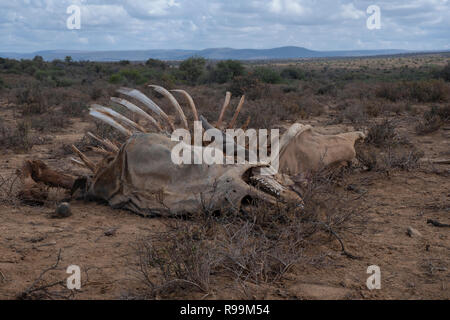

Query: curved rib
171,89,199,121
88,146,112,157
117,87,175,131
92,104,146,133
217,91,231,128
71,145,96,173
87,132,119,153
228,95,246,129
149,85,188,130
241,116,251,131
70,157,88,169
89,109,132,137
111,97,163,132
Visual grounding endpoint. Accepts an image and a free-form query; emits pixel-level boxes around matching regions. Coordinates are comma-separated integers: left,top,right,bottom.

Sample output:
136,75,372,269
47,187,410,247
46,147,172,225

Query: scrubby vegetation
0,53,449,152
1,52,449,300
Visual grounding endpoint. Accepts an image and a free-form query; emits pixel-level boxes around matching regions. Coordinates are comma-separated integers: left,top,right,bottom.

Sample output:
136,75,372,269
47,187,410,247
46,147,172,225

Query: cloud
0,0,448,52
340,3,365,20
269,0,306,15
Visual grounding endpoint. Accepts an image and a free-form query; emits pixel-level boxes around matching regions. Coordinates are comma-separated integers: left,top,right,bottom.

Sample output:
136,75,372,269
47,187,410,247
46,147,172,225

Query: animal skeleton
20,85,365,216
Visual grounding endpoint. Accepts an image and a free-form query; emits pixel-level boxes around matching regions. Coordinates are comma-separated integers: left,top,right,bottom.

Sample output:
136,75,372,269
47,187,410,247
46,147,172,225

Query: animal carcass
83,132,302,216
20,85,364,216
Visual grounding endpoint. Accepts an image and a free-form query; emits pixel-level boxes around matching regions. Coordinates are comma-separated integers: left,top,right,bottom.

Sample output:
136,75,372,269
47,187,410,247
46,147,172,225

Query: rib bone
87,132,119,153
71,157,88,169
117,87,175,131
228,95,246,129
71,145,96,172
149,85,188,130
241,116,251,131
217,91,231,128
111,97,162,132
89,109,132,137
171,89,199,121
92,104,146,133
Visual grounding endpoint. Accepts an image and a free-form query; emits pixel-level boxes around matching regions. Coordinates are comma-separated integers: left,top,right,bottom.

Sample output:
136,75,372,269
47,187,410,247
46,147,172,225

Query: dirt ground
0,97,449,300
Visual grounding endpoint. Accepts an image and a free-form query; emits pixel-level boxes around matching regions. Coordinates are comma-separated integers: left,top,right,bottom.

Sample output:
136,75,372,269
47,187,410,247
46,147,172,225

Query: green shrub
252,67,281,84
227,75,264,99
209,60,245,83
33,55,44,64
280,67,304,80
179,57,206,84
119,69,147,85
109,74,123,84
440,62,450,82
55,78,74,87
146,58,168,70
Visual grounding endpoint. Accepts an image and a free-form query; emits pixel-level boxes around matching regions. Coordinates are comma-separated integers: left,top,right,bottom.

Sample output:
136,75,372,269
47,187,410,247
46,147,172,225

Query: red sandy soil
0,101,448,300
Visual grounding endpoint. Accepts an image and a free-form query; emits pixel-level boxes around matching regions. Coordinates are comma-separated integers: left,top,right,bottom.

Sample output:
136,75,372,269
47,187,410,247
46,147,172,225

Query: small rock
406,226,422,238
54,202,72,218
104,228,117,237
347,184,366,194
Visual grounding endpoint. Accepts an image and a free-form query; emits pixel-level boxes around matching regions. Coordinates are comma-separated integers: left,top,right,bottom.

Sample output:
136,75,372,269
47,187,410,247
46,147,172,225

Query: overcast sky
0,0,449,52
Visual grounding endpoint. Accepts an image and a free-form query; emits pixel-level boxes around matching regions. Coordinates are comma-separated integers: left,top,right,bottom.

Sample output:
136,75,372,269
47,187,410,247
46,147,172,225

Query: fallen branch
317,222,362,260
18,249,68,300
427,219,450,228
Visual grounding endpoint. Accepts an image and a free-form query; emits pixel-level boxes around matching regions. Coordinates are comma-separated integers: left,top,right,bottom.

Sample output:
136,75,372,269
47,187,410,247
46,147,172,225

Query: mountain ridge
0,46,422,62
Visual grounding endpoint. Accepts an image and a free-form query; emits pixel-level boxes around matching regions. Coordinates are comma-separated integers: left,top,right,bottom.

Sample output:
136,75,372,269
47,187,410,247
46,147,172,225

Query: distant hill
0,46,414,62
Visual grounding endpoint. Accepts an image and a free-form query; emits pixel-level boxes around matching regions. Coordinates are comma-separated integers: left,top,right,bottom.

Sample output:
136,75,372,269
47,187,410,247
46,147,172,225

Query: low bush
252,67,281,84
227,75,265,100
415,105,450,135
440,62,450,82
366,119,398,147
31,113,72,133
376,80,448,103
146,58,168,70
357,145,423,173
16,86,49,115
179,57,206,84
344,105,367,124
0,120,34,151
62,101,87,117
135,165,361,298
209,60,245,84
280,67,305,80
